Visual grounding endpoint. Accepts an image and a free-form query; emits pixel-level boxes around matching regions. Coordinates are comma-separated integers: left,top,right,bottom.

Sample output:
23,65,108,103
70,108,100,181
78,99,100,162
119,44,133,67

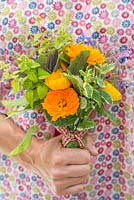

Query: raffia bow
57,127,88,148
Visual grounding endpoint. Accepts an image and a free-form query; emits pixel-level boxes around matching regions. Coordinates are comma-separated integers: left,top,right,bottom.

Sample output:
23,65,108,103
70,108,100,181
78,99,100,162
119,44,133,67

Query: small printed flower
92,31,100,39
47,22,55,30
29,1,37,9
2,17,8,25
46,0,54,5
45,70,71,90
99,10,109,19
98,35,108,44
75,12,84,20
101,80,122,102
92,7,99,15
8,19,17,28
42,88,79,121
30,25,39,34
122,20,131,28
53,1,63,10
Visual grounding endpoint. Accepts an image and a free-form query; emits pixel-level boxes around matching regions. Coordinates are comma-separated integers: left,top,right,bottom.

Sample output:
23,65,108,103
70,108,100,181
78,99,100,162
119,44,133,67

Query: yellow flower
42,88,79,121
45,70,71,90
66,43,92,60
66,44,105,65
87,48,105,65
101,80,122,102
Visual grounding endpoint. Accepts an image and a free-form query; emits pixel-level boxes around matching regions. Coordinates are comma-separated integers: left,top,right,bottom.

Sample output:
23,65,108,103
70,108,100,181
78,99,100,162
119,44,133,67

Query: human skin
0,114,97,195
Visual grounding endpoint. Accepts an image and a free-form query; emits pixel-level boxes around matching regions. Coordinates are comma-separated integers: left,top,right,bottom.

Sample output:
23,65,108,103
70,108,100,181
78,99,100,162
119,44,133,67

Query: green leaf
83,82,93,98
38,68,50,79
17,55,40,72
80,96,87,110
9,126,38,157
92,89,102,107
23,79,33,90
99,90,113,105
11,80,20,93
96,78,105,87
37,84,48,99
2,97,28,109
64,73,83,94
25,90,34,108
96,106,115,122
68,50,90,75
101,63,115,74
28,70,38,83
77,120,96,131
36,54,47,67
52,115,77,128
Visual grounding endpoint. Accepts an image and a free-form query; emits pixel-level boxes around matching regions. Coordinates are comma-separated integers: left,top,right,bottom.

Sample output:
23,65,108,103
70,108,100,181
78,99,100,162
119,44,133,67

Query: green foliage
9,126,38,157
68,50,90,75
64,73,83,94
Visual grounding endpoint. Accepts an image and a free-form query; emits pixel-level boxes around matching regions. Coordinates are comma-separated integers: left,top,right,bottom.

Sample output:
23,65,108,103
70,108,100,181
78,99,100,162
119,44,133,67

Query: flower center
58,99,67,108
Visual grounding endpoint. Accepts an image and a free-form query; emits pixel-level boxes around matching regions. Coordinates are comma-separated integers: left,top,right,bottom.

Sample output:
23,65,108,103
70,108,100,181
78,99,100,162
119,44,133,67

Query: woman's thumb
86,135,98,156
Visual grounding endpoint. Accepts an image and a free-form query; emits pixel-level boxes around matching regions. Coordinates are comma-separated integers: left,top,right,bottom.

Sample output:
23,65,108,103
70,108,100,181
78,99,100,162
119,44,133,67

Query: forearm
0,114,43,172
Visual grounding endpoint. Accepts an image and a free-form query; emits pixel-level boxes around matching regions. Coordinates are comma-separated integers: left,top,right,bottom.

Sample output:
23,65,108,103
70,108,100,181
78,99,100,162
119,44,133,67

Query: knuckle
53,153,63,166
51,168,61,180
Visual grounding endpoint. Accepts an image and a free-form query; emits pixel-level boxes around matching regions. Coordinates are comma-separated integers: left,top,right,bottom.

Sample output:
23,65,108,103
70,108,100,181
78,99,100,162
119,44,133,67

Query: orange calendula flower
102,80,122,102
45,69,71,90
66,43,92,60
87,48,105,65
42,88,80,121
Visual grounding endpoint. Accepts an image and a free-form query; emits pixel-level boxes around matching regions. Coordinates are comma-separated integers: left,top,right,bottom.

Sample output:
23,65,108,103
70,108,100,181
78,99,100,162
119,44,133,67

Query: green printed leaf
11,80,20,93
83,82,93,98
68,50,90,75
64,73,83,94
9,126,38,157
99,90,113,105
25,90,34,108
37,84,48,99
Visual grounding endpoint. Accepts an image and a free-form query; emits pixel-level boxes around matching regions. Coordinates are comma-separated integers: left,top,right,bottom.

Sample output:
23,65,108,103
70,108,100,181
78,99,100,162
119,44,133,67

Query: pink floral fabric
0,0,134,199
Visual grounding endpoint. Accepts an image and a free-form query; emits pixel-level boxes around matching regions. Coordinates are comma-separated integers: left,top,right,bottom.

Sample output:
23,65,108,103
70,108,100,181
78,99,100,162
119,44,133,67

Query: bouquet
1,26,122,156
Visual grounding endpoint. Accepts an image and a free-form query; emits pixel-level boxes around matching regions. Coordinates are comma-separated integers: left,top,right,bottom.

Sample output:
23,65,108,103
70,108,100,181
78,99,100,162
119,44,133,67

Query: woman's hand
0,115,97,195
32,134,97,195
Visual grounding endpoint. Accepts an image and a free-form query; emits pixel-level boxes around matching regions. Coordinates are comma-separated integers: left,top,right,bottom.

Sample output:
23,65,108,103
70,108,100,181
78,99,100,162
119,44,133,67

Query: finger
51,164,90,180
86,135,98,156
55,184,85,195
60,148,90,165
55,175,89,191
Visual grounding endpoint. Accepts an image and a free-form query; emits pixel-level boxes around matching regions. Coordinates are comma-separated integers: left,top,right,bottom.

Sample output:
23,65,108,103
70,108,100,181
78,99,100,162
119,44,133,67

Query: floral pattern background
0,0,134,199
